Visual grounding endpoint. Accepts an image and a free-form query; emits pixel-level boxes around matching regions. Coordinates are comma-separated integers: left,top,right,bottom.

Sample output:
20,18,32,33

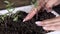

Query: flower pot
0,5,60,34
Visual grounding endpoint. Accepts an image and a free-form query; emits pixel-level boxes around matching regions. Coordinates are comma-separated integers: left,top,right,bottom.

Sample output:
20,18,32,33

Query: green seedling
13,16,18,21
0,0,17,21
31,0,38,7
4,1,15,13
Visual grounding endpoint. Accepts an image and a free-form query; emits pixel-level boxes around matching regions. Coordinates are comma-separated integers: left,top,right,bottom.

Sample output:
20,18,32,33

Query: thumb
46,0,58,8
45,0,58,12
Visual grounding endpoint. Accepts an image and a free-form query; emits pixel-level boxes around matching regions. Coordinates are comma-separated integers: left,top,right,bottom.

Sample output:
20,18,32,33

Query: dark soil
0,10,56,34
53,4,60,14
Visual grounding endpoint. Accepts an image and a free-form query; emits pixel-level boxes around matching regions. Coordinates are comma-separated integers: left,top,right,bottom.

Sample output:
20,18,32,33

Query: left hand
35,16,60,31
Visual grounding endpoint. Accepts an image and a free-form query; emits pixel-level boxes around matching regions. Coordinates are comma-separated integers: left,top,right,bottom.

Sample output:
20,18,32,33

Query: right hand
23,0,45,22
23,0,60,22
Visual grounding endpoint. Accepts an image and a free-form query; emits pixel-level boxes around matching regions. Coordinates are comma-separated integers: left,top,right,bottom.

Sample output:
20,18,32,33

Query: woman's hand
23,0,60,22
35,16,60,31
35,0,60,31
23,0,45,22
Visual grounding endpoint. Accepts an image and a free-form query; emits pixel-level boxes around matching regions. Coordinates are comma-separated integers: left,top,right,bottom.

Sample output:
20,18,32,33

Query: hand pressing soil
0,10,55,34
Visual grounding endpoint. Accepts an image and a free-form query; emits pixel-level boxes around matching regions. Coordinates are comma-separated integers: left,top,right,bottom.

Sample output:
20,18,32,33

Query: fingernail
43,27,47,30
23,19,26,22
35,21,42,26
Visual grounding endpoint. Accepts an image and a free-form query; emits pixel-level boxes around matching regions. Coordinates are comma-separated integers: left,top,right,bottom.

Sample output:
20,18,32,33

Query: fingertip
43,27,47,30
35,21,42,26
43,27,50,30
43,27,55,30
23,19,25,22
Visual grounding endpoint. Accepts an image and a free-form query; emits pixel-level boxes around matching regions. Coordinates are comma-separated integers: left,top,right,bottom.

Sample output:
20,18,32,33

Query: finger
43,25,60,31
35,16,60,26
53,0,60,6
23,8,38,22
42,16,60,24
46,0,58,8
23,0,44,22
44,0,52,12
43,26,56,31
44,21,60,27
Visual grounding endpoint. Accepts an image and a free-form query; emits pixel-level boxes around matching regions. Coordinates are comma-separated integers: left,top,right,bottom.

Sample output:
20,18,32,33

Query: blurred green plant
4,0,15,14
0,0,18,21
4,0,18,21
31,0,38,7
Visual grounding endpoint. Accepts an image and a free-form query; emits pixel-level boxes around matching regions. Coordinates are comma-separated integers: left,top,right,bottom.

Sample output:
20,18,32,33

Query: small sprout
31,0,38,8
4,0,15,14
31,0,36,4
13,16,18,21
7,7,15,13
0,16,4,21
0,0,15,21
4,1,10,4
0,14,7,21
0,0,20,22
4,14,7,17
2,17,4,20
34,1,38,7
